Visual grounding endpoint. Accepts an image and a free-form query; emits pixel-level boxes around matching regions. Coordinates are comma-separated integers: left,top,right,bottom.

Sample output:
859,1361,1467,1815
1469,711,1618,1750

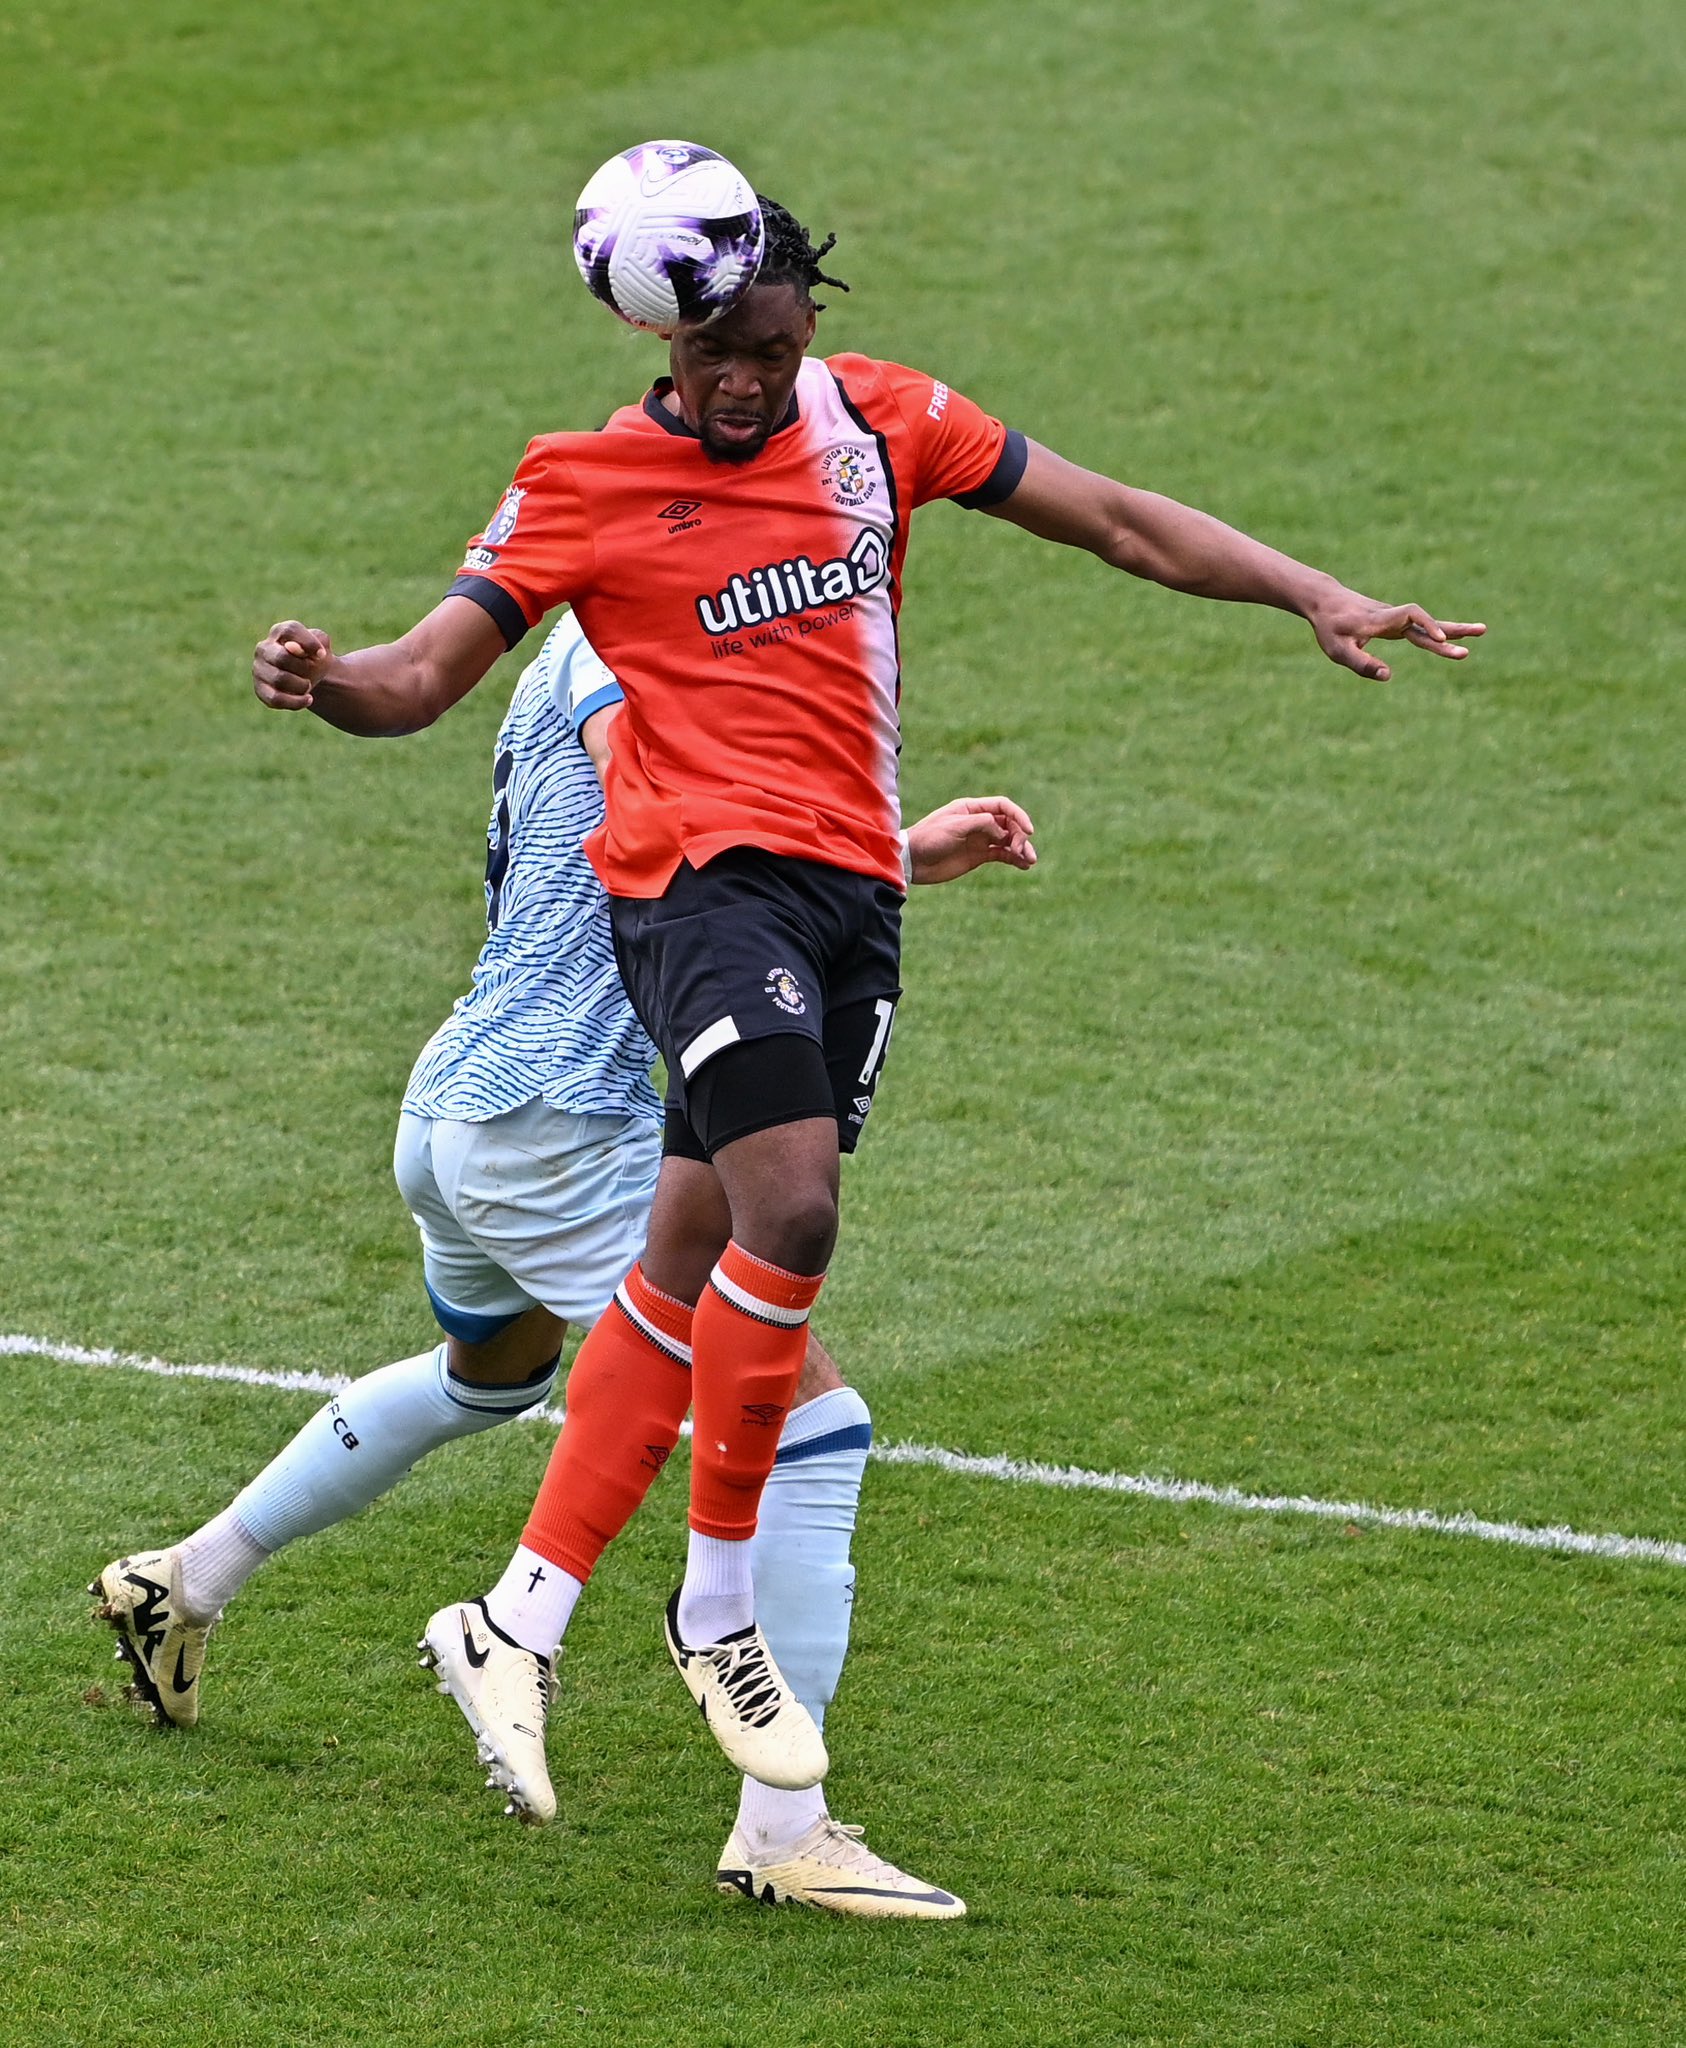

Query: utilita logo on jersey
695,528,889,649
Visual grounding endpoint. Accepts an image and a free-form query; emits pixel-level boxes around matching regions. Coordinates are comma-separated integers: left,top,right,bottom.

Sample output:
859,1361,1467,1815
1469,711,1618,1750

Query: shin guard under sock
686,1242,825,1544
750,1386,872,1726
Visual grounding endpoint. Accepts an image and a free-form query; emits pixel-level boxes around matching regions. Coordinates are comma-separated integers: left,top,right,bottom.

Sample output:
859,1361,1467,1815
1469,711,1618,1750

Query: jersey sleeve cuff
445,574,532,651
951,428,1028,510
569,680,625,731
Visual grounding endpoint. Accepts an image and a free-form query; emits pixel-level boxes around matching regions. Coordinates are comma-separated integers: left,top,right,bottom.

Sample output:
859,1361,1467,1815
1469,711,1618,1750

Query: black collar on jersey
643,377,802,441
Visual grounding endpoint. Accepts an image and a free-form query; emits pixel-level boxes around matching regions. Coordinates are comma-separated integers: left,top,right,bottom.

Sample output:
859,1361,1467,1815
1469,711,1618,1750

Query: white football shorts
392,1099,661,1338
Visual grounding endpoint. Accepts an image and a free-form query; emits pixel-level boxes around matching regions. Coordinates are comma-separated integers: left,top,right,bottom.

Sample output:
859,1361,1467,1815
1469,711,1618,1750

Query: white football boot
663,1589,828,1791
89,1548,215,1730
716,1818,967,1919
419,1598,559,1824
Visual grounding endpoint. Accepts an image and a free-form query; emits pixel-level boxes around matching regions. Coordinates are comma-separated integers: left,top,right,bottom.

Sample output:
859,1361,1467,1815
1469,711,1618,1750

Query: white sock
483,1543,585,1659
750,1385,871,1726
677,1529,754,1646
735,1774,828,1859
208,1344,558,1566
176,1507,271,1625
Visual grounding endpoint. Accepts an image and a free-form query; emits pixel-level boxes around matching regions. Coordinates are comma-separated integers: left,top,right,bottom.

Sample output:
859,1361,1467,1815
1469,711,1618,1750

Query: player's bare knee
732,1184,838,1276
446,1305,566,1386
779,1191,839,1275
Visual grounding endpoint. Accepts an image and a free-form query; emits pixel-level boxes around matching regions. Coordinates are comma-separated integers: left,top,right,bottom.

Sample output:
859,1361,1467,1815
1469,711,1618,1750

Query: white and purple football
572,141,765,334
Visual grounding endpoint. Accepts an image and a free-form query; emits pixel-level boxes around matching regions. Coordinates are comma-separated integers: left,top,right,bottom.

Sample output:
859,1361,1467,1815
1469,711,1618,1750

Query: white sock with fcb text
175,1347,559,1623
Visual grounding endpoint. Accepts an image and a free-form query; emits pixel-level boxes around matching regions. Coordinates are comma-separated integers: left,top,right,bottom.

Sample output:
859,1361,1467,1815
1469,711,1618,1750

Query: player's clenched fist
253,621,333,710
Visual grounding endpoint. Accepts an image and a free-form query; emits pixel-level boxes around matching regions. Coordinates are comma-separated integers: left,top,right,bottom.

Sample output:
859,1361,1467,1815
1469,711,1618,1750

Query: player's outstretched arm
251,596,508,735
988,440,1485,683
906,796,1036,885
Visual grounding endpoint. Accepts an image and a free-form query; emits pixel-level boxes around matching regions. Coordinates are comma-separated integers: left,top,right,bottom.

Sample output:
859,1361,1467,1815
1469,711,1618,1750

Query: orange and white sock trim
706,1242,824,1327
613,1263,695,1364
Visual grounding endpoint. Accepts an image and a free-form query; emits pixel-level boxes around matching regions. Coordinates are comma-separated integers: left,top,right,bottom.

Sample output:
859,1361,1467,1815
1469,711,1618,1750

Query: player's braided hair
755,195,850,310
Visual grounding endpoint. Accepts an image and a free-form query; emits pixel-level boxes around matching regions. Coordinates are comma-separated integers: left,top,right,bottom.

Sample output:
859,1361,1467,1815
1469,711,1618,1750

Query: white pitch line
1,1332,349,1398
869,1442,1686,1568
8,1331,1685,1570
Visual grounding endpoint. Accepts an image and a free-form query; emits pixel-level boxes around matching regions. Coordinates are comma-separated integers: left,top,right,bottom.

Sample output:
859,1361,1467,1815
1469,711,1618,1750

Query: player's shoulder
819,352,952,426
821,351,931,397
515,397,658,471
601,392,660,437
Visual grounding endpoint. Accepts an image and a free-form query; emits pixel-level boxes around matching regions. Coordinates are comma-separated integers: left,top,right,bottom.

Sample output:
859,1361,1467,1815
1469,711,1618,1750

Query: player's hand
907,796,1037,886
253,621,334,710
1306,590,1486,682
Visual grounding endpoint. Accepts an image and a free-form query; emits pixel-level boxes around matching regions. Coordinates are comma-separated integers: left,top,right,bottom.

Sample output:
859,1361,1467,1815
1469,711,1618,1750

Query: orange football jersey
448,353,1025,897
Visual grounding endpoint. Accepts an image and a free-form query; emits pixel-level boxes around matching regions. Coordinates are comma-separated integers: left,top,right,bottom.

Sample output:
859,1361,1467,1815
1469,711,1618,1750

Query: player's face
668,282,818,464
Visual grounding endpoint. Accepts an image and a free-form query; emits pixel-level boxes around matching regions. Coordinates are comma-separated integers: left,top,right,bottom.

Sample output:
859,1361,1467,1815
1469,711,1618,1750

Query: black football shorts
608,847,903,1158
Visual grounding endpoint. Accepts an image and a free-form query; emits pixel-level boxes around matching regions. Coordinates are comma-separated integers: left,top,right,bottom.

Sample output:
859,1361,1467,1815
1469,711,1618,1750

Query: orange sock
688,1241,825,1542
520,1263,693,1582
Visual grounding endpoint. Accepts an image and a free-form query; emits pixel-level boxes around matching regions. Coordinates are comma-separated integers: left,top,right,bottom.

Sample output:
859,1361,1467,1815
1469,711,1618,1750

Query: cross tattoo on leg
526,1564,547,1594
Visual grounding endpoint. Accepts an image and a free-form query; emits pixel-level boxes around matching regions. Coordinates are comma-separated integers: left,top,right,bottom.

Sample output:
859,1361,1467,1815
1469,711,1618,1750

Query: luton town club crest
764,966,807,1016
821,444,875,507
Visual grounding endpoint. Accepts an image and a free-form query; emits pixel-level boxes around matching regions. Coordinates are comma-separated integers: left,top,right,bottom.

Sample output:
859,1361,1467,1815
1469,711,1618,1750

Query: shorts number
859,996,897,1087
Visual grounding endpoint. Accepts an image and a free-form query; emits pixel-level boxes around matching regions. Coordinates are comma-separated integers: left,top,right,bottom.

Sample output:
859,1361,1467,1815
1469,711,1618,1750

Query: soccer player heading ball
249,145,1483,1832
102,606,1017,1915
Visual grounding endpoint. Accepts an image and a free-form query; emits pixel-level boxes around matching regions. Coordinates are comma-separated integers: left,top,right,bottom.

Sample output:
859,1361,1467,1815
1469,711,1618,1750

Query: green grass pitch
3,1,1684,2041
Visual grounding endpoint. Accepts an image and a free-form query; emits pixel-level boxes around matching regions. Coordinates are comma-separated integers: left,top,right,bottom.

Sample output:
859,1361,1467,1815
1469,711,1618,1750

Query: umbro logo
659,498,703,533
741,1402,785,1427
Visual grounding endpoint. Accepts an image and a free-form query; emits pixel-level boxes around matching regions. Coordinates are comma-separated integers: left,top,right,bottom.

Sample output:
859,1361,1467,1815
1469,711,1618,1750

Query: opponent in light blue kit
395,616,664,1336
93,612,1036,1917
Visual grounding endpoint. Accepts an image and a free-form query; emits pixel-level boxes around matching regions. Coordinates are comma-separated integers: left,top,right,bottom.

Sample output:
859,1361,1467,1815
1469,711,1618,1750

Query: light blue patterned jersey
402,613,661,1124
